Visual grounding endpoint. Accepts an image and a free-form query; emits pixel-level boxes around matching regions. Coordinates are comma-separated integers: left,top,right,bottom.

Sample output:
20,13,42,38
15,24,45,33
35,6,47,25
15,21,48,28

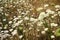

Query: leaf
55,28,60,36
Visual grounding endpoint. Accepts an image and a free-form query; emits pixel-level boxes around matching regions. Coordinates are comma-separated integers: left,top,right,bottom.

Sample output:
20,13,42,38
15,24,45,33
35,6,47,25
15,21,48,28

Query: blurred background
0,0,60,40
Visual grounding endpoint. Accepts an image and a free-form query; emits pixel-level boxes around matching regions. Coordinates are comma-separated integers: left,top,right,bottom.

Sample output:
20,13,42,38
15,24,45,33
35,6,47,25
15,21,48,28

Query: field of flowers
0,0,60,40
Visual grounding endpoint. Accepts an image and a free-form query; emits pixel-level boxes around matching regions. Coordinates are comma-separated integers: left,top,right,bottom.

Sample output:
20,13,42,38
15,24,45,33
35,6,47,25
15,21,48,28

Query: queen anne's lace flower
24,17,29,20
44,28,48,31
41,31,46,34
9,21,12,24
38,12,46,20
51,35,55,39
51,23,58,27
3,19,6,21
55,5,60,8
11,30,17,36
44,4,49,7
36,7,43,11
19,35,23,39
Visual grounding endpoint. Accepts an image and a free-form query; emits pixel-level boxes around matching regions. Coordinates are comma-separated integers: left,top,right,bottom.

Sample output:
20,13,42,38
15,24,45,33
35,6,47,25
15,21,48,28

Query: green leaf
55,28,60,36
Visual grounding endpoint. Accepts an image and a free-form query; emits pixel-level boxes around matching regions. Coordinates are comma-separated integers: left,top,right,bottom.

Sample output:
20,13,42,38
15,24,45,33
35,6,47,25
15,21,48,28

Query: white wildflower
11,30,17,35
23,30,26,32
9,21,12,24
14,23,20,27
26,11,30,13
4,27,7,29
44,28,48,31
1,31,4,33
5,34,11,37
36,7,43,11
18,16,21,18
38,12,46,20
51,11,55,14
54,14,57,16
5,13,9,16
52,31,55,33
3,34,10,38
17,9,21,13
51,23,58,27
5,4,7,7
44,4,49,7
40,12,46,17
51,16,54,18
55,5,60,8
33,19,38,23
51,35,55,39
51,14,57,18
9,29,13,32
24,17,29,20
21,12,25,15
41,31,46,34
0,27,2,29
1,7,3,9
37,22,43,26
56,9,59,11
46,9,51,13
4,30,8,33
19,35,23,39
13,16,17,18
29,27,32,30
13,20,23,28
37,23,41,26
4,24,8,29
13,17,19,20
18,20,23,24
46,9,54,14
30,18,35,21
3,19,6,21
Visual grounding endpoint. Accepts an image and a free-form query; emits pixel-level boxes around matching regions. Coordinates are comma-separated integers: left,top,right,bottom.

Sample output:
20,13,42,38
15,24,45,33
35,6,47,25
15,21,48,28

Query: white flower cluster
11,30,17,36
55,5,60,8
0,7,3,12
36,7,43,11
46,9,55,14
51,35,55,39
0,0,60,40
41,28,48,34
51,23,58,27
38,9,55,21
44,4,49,7
19,35,23,39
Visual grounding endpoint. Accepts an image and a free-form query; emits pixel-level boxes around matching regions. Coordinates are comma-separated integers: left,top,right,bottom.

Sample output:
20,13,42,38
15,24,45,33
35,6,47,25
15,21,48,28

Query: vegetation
0,0,60,40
